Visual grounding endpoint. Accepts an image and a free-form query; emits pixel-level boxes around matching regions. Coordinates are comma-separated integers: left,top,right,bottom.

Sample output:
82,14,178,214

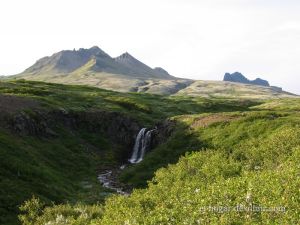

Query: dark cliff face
224,72,250,84
251,78,270,86
151,119,176,148
3,103,176,163
224,72,270,87
6,110,141,161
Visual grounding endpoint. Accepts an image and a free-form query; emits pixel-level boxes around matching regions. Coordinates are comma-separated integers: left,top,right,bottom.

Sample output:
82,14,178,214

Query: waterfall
129,128,154,164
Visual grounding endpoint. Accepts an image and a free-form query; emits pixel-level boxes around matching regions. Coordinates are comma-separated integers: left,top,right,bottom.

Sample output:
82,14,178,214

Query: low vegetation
0,80,256,224
18,109,300,224
0,80,299,224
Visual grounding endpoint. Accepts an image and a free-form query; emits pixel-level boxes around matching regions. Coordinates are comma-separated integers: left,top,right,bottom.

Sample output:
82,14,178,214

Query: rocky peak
224,72,249,83
224,72,270,87
114,52,137,62
252,78,270,86
153,67,170,76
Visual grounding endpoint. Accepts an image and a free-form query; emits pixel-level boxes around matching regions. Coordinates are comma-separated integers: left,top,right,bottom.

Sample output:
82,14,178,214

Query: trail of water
98,165,129,195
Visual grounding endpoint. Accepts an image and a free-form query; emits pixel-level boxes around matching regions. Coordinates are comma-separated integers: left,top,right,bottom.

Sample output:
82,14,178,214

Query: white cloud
0,0,299,94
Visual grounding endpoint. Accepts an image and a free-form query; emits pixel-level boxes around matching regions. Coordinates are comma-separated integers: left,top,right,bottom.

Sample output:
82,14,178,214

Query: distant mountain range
9,46,297,98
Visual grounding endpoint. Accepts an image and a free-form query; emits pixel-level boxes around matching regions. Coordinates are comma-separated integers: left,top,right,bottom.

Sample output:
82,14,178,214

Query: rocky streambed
97,165,131,195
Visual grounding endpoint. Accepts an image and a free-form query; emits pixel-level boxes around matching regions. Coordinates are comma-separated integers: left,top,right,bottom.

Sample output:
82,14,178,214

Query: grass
176,80,297,99
0,80,260,224
17,102,300,224
0,79,258,125
119,109,300,187
0,79,299,224
0,124,119,225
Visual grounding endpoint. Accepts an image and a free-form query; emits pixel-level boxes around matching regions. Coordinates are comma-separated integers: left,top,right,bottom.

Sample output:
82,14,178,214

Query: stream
97,165,130,195
98,128,153,195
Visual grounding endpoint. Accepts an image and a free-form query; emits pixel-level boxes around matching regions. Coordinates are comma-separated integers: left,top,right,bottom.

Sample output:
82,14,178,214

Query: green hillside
0,80,256,224
1,80,299,224
18,98,300,225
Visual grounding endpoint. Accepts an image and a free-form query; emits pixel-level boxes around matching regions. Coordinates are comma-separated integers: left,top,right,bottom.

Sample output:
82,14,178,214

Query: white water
97,170,128,195
129,128,154,164
97,128,154,194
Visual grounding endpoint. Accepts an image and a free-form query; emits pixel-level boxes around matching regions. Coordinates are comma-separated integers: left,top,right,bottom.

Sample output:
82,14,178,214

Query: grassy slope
0,128,110,225
176,80,297,99
0,80,257,224
99,109,300,224
19,98,300,224
12,71,298,98
119,106,300,187
0,79,256,125
13,68,192,95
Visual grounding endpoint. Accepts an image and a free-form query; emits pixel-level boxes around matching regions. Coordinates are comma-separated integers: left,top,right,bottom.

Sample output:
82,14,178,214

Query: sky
0,0,299,94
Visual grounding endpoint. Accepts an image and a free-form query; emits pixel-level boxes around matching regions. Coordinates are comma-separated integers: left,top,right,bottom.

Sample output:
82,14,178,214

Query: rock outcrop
223,72,270,87
6,109,141,160
113,52,174,79
151,119,176,148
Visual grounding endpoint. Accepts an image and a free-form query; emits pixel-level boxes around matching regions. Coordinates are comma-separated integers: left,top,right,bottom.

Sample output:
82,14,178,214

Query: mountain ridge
23,46,174,80
11,46,297,98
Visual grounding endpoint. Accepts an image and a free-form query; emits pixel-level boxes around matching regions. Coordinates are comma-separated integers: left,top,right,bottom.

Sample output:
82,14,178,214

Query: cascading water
129,128,154,164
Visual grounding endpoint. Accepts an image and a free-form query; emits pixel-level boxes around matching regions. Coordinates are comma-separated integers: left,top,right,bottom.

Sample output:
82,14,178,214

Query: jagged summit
154,67,170,76
114,52,140,64
24,46,111,74
89,46,101,51
114,52,173,79
115,52,133,59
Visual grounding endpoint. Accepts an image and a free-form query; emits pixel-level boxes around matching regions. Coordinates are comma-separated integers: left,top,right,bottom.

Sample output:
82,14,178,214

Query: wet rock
151,119,176,148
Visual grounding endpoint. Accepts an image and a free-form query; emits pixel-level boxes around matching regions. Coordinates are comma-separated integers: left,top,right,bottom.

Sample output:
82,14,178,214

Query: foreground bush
19,197,103,225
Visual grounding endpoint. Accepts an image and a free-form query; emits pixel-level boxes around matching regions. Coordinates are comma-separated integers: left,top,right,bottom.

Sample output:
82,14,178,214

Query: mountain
16,46,191,95
23,46,174,79
12,47,296,98
223,72,270,86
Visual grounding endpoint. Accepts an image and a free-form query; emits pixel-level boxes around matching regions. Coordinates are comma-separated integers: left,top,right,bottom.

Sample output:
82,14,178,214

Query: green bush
19,197,103,225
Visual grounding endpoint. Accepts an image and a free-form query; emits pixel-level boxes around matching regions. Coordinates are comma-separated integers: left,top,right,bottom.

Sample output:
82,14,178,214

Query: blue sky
0,0,299,94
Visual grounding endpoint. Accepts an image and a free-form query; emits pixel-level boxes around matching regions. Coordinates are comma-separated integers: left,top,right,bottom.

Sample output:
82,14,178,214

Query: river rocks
98,169,130,195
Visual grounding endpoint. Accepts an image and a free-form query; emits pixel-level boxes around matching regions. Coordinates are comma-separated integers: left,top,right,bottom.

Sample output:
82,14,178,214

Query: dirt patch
191,114,240,128
0,94,40,114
